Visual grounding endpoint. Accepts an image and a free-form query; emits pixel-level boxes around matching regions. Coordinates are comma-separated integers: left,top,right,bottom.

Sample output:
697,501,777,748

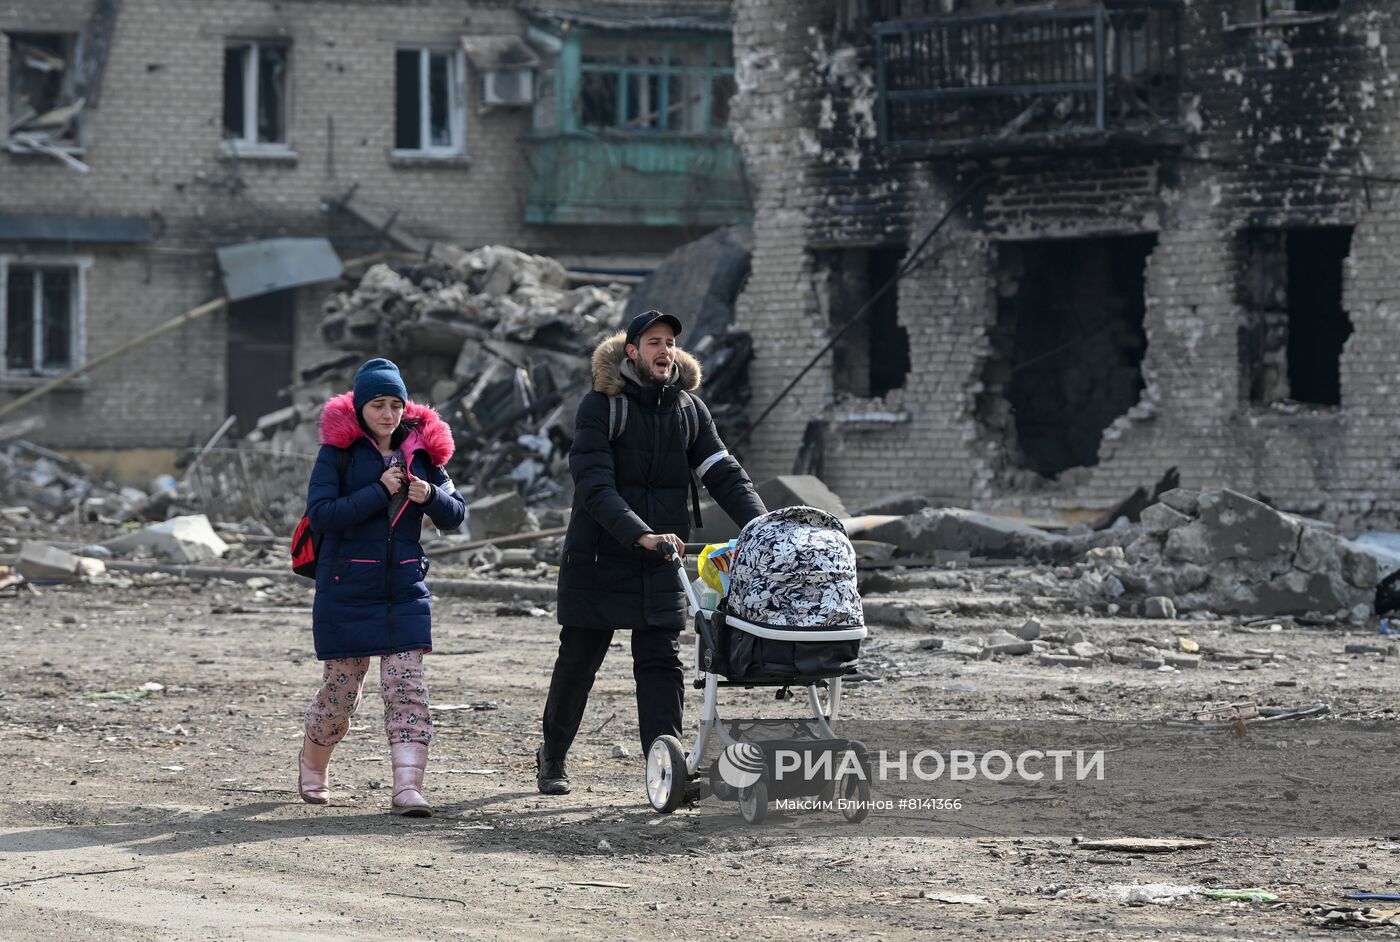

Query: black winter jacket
557,332,766,630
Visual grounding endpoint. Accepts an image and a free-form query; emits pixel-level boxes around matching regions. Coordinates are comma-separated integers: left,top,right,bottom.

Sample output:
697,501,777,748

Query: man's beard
634,358,670,386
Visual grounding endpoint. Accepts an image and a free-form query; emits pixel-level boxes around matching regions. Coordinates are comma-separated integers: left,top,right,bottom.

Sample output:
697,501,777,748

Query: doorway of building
227,288,295,436
987,234,1155,478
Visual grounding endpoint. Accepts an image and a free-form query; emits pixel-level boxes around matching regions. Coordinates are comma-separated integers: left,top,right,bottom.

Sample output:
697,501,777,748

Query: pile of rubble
1108,487,1378,618
245,234,756,537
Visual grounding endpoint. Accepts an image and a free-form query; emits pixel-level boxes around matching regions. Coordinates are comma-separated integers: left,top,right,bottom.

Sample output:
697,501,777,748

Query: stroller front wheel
738,779,769,825
646,735,688,813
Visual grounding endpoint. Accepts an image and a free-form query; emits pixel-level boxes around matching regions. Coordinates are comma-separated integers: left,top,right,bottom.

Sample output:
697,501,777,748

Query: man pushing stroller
537,310,767,795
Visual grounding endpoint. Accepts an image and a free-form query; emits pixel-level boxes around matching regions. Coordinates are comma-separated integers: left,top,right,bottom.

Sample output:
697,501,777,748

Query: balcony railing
523,134,752,227
875,2,1184,155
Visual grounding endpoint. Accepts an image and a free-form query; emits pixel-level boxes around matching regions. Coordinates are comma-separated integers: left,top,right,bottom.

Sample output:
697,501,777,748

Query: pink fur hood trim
318,391,455,466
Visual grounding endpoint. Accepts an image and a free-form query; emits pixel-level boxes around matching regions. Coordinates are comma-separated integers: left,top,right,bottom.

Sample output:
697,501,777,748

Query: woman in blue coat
297,358,466,817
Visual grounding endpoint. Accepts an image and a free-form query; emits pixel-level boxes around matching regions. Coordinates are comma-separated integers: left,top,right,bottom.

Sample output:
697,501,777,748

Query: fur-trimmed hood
318,391,455,466
590,331,702,396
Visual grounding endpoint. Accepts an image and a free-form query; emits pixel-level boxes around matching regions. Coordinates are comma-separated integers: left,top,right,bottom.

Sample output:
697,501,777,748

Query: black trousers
541,626,683,759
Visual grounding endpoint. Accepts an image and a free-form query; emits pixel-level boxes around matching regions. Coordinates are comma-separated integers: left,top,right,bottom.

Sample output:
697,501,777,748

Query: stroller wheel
839,772,871,824
646,735,688,813
738,779,769,825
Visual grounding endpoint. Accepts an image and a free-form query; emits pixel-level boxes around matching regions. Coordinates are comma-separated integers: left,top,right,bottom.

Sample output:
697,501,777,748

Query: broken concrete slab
1013,618,1043,641
1144,597,1177,619
864,507,1071,561
755,475,850,519
17,541,79,580
1039,654,1094,669
467,492,528,541
103,514,230,563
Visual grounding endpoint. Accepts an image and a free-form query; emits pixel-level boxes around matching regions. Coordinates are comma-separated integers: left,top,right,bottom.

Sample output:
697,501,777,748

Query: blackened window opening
394,50,422,150
1239,226,1352,408
990,235,1154,479
1287,228,1352,406
819,246,910,400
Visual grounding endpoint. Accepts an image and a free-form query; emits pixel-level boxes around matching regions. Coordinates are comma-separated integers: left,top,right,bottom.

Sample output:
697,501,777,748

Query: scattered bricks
1040,654,1094,668
17,541,79,581
1344,644,1388,656
1068,642,1101,660
467,492,528,541
980,629,1033,658
1013,618,1042,641
1163,653,1202,670
1144,597,1178,619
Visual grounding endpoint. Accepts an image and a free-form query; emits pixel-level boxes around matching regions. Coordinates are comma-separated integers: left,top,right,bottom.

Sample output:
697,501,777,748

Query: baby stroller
645,506,872,825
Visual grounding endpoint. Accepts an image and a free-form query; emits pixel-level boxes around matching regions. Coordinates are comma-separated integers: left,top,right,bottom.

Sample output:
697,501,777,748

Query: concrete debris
1144,597,1178,620
468,492,529,542
1105,488,1378,617
229,235,755,540
863,507,1072,562
103,514,230,563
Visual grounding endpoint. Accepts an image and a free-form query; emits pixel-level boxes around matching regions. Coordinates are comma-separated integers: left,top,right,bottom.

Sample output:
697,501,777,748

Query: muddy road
1,574,1396,940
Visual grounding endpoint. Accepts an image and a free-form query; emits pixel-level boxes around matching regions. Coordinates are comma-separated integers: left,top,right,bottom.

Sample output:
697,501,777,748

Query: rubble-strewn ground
1,573,1396,941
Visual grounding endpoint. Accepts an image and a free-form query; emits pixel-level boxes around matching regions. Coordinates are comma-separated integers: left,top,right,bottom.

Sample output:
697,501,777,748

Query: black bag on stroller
708,506,864,683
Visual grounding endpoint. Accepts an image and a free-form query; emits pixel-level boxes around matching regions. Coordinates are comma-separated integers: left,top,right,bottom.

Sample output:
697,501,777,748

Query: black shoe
536,747,571,795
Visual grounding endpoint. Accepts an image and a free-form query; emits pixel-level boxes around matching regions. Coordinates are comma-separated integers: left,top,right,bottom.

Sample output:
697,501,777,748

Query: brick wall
733,0,1400,523
0,0,728,450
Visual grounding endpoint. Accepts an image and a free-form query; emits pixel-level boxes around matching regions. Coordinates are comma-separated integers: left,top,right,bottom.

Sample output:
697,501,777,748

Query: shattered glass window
256,45,288,144
427,52,452,147
4,266,76,375
6,32,80,145
394,47,463,154
575,36,736,135
5,270,35,372
580,71,619,128
222,41,288,145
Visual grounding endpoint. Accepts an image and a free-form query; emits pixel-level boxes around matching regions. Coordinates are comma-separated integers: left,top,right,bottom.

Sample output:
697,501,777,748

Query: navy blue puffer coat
307,392,466,660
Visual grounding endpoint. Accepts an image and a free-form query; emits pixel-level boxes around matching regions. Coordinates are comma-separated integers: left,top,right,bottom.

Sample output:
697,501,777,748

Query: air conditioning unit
481,68,534,106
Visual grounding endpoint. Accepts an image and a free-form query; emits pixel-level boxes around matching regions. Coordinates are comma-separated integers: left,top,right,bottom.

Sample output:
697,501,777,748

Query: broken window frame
0,256,88,383
5,31,84,153
558,32,736,136
222,40,291,154
393,46,467,158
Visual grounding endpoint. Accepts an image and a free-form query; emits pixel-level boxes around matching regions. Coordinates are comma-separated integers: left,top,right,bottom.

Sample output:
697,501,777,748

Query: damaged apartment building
731,0,1400,522
0,0,746,472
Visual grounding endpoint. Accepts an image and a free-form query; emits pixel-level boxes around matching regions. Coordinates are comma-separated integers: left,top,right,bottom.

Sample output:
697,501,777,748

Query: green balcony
523,133,752,227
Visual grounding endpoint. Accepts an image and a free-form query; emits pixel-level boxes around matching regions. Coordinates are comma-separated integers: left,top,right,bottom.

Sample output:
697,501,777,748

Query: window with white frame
1,261,84,377
223,41,289,148
394,47,466,155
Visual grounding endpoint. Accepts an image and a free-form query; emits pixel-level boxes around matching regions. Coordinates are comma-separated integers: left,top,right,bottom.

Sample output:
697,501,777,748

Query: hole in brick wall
1238,226,1353,408
982,234,1154,480
813,245,910,400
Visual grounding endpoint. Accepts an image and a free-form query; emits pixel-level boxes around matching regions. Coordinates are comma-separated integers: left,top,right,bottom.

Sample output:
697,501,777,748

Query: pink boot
390,742,433,817
298,736,335,804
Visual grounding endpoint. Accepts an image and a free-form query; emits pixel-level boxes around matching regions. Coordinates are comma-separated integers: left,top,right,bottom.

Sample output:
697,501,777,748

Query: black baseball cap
625,310,683,347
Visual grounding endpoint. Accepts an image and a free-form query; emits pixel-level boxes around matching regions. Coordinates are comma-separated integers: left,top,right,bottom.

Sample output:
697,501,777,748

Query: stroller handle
655,542,708,560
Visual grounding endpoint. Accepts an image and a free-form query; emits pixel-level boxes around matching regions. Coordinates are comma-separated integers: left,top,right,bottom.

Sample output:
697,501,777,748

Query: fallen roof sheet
0,212,150,243
216,238,343,302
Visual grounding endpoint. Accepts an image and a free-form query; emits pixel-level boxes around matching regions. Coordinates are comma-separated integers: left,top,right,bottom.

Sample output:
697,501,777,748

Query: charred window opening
1239,227,1353,408
223,42,289,147
815,246,910,400
2,263,80,376
984,235,1154,479
6,32,81,147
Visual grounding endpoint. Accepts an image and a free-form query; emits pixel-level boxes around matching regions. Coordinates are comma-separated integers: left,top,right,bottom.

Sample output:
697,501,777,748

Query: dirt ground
1,571,1397,941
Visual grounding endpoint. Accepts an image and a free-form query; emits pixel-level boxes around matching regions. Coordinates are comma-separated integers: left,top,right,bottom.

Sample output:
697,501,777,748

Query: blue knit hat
353,358,408,411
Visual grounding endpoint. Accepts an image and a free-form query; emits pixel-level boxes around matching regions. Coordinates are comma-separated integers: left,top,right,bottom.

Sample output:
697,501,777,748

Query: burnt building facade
732,0,1399,522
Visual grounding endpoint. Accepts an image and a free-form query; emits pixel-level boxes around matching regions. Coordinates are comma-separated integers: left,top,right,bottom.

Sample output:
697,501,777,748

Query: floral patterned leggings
303,650,433,748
